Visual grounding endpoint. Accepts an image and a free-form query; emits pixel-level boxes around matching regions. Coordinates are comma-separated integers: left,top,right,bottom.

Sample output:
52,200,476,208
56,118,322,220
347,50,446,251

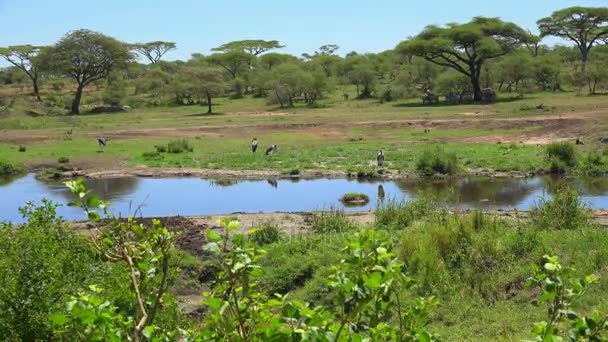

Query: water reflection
0,174,607,223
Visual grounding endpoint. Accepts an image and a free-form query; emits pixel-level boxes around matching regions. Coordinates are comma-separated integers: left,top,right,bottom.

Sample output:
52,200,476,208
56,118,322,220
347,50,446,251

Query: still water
1,174,608,223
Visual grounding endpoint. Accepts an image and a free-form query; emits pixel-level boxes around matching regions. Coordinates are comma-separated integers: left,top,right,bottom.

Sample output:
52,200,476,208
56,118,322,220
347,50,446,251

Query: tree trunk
32,79,41,101
206,91,212,113
275,90,284,108
470,74,482,102
71,84,84,114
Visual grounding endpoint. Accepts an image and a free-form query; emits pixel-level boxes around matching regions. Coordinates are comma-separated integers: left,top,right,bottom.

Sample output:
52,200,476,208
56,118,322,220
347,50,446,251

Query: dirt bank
61,165,537,180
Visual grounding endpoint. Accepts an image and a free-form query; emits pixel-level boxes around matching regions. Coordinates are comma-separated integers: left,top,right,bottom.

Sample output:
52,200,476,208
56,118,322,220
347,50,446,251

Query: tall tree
397,17,530,101
39,29,132,114
0,45,44,101
537,6,608,68
131,41,176,63
190,67,225,113
317,44,339,55
212,40,283,55
207,51,254,79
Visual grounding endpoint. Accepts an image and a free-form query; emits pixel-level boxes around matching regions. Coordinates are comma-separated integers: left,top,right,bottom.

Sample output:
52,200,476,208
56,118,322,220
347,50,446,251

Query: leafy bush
18,145,26,152
545,142,576,167
167,139,193,153
0,200,99,340
154,144,167,153
0,159,25,176
530,187,590,230
248,222,282,245
311,210,359,234
416,148,459,176
57,157,70,164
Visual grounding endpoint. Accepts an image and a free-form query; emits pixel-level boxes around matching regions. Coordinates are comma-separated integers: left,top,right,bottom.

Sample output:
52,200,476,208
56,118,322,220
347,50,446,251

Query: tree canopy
131,41,176,64
39,29,132,114
538,6,608,65
211,39,283,55
0,45,44,100
397,17,531,100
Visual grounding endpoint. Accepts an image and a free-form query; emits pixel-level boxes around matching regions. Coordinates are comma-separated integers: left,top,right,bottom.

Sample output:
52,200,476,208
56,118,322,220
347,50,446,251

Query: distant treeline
1,6,607,114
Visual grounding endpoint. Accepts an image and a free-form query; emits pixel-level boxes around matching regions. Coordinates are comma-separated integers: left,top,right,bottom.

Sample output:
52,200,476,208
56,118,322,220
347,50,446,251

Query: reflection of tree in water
50,177,140,203
0,175,25,186
395,177,541,207
540,175,608,197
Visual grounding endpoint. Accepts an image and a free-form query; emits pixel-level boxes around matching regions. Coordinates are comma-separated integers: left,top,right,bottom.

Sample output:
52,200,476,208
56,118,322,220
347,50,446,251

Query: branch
124,251,148,337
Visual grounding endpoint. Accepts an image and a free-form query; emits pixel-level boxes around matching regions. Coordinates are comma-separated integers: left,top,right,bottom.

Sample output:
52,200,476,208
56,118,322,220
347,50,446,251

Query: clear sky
0,0,605,63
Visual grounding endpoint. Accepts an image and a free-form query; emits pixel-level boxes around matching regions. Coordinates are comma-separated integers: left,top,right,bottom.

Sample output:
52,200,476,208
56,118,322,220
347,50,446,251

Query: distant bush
0,159,25,176
35,167,63,181
57,157,70,164
167,139,193,153
248,222,282,245
578,151,606,176
545,142,576,169
211,178,237,187
311,210,358,234
18,145,26,152
339,192,370,205
287,168,300,176
530,187,590,230
155,144,167,153
416,148,459,176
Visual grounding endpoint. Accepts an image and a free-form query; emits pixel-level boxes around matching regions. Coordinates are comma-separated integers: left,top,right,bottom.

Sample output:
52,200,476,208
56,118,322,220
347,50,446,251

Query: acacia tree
131,41,176,63
538,6,608,68
212,39,283,55
398,17,530,101
190,67,224,113
0,45,44,101
39,29,131,114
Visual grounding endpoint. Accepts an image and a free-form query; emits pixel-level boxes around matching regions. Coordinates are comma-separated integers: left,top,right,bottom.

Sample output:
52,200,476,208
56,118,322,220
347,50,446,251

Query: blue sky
0,0,605,63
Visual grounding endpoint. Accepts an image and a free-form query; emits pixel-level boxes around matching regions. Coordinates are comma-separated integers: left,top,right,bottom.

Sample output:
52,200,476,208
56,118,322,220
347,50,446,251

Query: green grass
1,90,608,175
252,199,608,341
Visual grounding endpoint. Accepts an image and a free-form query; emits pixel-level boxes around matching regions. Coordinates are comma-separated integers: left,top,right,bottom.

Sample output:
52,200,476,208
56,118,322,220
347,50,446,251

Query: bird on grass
265,144,277,156
377,150,385,167
98,137,107,147
251,138,259,152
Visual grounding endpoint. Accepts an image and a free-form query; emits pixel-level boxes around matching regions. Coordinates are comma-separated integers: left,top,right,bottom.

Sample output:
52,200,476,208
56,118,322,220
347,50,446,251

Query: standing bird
98,137,107,147
377,150,385,167
265,144,277,156
251,138,259,153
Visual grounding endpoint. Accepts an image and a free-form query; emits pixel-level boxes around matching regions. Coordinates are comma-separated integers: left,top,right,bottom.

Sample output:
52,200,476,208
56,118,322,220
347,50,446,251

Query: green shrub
545,142,576,167
142,151,164,160
248,222,282,245
167,139,193,153
287,168,300,176
311,210,358,234
35,167,63,181
155,144,167,153
530,187,590,230
57,157,70,164
416,148,459,176
578,151,606,176
0,159,26,176
339,192,370,205
549,157,567,174
375,194,439,229
0,200,99,340
18,145,26,152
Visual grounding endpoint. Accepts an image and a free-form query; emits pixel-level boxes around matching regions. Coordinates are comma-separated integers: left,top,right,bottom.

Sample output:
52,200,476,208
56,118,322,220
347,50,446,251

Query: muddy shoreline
59,165,540,180
70,208,608,236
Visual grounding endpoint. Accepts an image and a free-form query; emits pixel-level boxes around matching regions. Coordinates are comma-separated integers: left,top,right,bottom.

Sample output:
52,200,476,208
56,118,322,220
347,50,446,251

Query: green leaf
539,291,556,303
363,272,382,289
51,313,69,327
86,196,101,208
143,326,155,339
88,211,101,221
227,220,240,232
206,229,221,242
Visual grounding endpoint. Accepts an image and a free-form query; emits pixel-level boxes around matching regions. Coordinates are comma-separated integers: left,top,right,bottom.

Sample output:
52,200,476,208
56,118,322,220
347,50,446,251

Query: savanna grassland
2,5,608,341
1,90,608,179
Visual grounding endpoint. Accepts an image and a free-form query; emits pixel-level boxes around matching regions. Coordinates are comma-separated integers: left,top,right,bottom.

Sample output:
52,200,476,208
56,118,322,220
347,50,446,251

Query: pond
1,173,608,223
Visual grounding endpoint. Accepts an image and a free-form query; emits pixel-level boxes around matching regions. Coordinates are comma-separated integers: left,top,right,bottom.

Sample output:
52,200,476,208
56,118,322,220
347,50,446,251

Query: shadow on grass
184,112,225,117
392,96,532,108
